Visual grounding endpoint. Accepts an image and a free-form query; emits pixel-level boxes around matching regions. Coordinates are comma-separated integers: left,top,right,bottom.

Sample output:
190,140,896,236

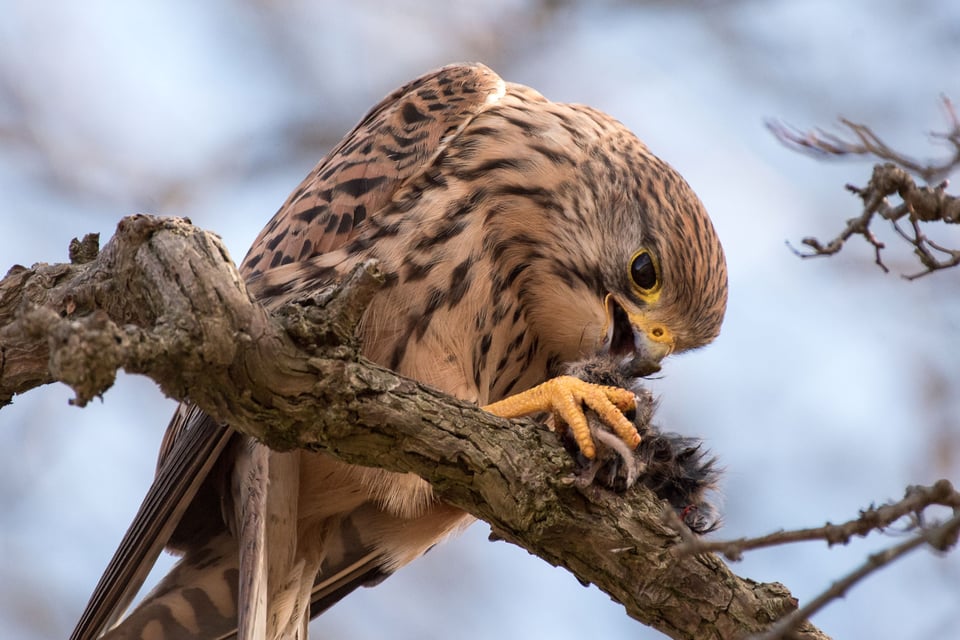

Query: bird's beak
600,294,675,375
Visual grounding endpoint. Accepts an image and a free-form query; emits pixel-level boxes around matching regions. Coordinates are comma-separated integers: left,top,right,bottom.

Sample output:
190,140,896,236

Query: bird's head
481,109,728,375
588,129,728,373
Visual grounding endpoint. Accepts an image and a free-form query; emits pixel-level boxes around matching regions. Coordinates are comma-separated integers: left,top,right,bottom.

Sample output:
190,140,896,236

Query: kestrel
73,63,728,640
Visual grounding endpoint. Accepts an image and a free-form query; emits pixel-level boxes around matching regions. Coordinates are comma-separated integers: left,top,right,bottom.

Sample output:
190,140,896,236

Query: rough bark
0,214,829,640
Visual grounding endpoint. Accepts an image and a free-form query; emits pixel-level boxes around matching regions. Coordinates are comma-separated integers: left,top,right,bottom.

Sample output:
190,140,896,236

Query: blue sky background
1,1,959,638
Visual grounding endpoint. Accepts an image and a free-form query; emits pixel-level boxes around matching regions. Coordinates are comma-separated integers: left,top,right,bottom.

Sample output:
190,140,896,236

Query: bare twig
676,480,960,559
752,512,960,640
673,480,960,639
768,96,960,184
769,97,960,278
783,163,960,279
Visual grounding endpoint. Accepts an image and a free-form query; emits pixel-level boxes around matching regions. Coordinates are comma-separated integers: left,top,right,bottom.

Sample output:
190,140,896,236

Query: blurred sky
1,1,959,639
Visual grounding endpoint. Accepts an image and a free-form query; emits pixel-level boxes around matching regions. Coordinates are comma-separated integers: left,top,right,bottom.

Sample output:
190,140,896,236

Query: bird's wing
239,62,506,282
71,405,232,640
74,62,507,640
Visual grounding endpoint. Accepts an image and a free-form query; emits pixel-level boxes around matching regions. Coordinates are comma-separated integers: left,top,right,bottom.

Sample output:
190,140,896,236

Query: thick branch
0,215,827,640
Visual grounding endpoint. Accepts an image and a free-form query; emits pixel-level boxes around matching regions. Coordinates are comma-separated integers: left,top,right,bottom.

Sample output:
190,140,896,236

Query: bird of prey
73,62,728,640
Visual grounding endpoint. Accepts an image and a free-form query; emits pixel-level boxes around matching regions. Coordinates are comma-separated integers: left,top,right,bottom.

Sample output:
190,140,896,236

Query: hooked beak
601,294,675,376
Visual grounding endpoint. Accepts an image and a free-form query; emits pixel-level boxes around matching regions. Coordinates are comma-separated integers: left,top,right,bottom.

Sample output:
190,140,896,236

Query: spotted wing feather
240,62,505,279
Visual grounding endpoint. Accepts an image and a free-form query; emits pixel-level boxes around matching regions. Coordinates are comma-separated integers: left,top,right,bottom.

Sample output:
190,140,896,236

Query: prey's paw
483,375,638,459
561,354,723,535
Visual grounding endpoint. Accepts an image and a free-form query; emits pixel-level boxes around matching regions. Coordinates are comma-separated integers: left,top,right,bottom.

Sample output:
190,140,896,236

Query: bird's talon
482,375,640,460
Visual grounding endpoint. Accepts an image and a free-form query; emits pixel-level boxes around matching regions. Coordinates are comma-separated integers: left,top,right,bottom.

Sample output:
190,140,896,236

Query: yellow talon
482,375,640,459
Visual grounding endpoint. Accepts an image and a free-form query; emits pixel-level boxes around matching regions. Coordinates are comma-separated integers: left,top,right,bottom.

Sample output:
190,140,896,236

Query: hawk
73,63,728,640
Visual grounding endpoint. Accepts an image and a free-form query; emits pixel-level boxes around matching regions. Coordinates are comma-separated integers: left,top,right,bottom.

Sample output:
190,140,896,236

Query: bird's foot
482,375,639,459
559,354,723,534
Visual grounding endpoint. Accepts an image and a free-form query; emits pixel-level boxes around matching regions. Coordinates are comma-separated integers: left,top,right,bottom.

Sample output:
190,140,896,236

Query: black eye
630,250,659,291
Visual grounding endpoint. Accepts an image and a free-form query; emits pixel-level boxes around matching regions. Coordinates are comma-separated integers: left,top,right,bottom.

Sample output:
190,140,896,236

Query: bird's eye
630,250,660,292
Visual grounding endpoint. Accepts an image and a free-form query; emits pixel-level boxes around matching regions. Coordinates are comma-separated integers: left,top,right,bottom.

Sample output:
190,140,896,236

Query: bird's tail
102,532,240,640
101,500,470,639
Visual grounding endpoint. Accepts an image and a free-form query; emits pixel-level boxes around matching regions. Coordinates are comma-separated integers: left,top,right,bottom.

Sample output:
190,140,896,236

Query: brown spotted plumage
73,63,728,640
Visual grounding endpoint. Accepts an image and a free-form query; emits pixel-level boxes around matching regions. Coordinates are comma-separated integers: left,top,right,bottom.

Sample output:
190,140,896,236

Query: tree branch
768,97,960,278
676,479,960,560
0,214,828,640
672,480,960,639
